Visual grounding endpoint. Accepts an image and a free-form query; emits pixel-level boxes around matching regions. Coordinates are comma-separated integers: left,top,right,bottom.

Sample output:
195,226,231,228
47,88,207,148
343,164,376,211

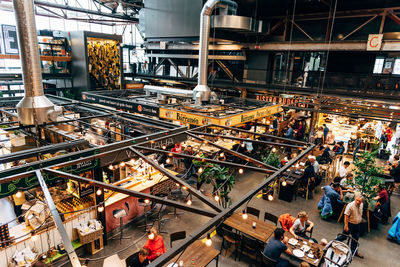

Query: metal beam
36,170,82,267
44,168,217,218
34,0,138,22
133,145,274,174
146,54,246,61
340,15,378,40
290,20,314,41
0,139,89,164
215,60,239,82
187,131,304,149
167,58,187,78
209,124,309,145
186,132,279,171
128,147,223,212
145,41,400,51
148,144,315,267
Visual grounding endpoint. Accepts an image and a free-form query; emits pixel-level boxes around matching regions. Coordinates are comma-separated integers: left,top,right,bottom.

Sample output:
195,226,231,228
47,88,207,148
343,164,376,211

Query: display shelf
44,240,82,264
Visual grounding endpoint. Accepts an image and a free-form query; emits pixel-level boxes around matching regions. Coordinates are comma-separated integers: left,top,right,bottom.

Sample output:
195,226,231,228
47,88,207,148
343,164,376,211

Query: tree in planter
349,151,384,201
201,164,235,208
261,149,281,168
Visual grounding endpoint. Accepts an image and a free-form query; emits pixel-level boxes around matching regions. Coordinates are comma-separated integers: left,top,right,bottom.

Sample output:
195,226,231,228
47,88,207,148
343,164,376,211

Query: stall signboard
0,150,100,198
0,24,19,55
159,104,283,126
254,94,308,108
82,92,159,117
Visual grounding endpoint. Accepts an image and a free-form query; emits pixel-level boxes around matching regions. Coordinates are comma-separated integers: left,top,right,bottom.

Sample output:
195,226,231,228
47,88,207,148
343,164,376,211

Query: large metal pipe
193,0,237,104
13,0,60,125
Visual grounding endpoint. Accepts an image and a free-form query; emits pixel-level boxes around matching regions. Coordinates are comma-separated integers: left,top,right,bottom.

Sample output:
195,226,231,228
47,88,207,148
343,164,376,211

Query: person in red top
171,143,183,171
374,184,388,205
143,228,166,261
386,126,393,142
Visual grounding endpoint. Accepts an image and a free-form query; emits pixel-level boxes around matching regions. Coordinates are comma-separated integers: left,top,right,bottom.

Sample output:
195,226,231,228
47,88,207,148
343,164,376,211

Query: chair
239,234,263,263
263,212,278,226
125,252,138,267
246,207,260,219
220,227,241,261
170,231,186,248
261,251,276,267
306,225,314,239
168,185,185,218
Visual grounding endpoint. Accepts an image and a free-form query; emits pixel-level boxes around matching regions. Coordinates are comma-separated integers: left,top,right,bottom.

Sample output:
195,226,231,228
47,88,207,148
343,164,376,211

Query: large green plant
350,151,384,200
261,150,281,168
201,164,235,208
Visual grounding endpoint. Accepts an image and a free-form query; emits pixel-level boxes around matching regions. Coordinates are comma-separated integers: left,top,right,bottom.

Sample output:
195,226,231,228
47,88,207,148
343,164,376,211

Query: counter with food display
103,159,177,233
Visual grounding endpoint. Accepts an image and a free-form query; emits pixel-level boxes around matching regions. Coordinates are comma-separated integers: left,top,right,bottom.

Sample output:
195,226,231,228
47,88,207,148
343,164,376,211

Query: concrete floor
59,165,400,267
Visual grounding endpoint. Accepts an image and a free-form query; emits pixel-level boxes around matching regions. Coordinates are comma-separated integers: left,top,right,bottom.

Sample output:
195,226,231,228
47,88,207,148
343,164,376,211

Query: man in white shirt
336,195,364,258
338,161,351,178
309,156,319,174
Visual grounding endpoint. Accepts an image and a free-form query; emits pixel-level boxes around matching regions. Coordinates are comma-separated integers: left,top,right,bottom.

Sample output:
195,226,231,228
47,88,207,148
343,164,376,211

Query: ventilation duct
193,0,237,105
13,0,61,125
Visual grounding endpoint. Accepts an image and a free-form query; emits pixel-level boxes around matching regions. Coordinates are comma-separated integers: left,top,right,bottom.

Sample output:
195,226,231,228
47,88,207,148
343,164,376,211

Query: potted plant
201,164,235,208
350,151,384,202
261,149,281,168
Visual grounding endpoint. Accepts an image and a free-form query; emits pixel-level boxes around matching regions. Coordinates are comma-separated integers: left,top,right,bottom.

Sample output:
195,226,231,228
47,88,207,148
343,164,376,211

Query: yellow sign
159,104,282,126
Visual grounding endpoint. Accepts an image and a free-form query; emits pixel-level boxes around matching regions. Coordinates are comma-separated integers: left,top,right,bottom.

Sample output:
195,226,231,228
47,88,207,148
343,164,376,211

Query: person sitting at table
143,228,166,261
300,262,310,267
338,161,351,178
373,184,388,205
389,160,400,183
127,248,149,267
263,228,291,267
334,141,345,157
318,145,332,164
171,143,183,171
340,173,355,191
318,183,344,219
289,211,317,243
373,184,391,224
299,160,315,192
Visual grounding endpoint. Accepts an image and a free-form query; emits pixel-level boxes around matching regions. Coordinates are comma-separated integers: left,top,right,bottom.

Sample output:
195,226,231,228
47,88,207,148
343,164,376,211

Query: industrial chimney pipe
13,0,61,125
193,0,237,105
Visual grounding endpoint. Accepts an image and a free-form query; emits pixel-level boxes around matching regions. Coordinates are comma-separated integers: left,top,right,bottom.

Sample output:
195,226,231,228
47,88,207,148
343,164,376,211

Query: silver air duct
13,0,61,125
193,0,237,105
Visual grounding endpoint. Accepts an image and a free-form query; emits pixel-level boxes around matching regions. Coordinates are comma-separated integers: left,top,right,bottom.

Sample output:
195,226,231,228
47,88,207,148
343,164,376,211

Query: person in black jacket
127,248,149,267
390,160,400,183
300,160,316,190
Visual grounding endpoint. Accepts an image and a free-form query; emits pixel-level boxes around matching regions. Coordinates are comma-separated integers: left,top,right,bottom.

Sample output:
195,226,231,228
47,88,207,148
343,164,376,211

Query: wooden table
166,240,220,267
284,232,324,267
224,212,276,242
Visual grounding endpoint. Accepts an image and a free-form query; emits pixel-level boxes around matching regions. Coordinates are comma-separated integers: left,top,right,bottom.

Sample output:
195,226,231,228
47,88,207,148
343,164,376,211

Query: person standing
285,124,294,139
171,143,183,171
183,145,195,183
353,132,362,161
336,195,364,258
323,124,329,143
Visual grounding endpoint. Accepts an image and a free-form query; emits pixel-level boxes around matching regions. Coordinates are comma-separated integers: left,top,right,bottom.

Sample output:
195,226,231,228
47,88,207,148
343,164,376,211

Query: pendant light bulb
242,210,248,220
205,234,212,247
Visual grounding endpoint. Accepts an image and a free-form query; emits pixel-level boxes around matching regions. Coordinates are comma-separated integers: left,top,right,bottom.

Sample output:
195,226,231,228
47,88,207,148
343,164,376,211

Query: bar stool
168,185,185,218
138,199,153,231
112,209,130,244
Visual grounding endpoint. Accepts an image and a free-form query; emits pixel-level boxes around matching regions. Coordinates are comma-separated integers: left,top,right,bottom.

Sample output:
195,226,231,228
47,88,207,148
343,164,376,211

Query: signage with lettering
367,34,383,51
0,150,100,198
1,24,19,54
159,104,283,126
82,93,159,117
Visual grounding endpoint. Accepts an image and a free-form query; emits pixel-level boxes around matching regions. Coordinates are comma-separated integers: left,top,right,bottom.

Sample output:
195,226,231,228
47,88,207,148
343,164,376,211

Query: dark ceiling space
235,0,400,19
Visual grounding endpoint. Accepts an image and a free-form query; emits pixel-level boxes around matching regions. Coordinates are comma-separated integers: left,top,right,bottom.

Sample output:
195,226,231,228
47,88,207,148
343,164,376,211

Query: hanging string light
186,198,192,206
97,205,104,212
238,168,244,174
108,165,114,170
214,194,220,202
205,233,212,247
120,162,125,167
96,189,102,196
16,191,22,198
198,167,203,174
242,210,248,220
